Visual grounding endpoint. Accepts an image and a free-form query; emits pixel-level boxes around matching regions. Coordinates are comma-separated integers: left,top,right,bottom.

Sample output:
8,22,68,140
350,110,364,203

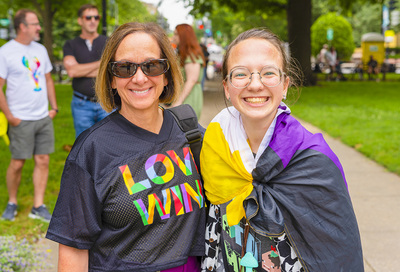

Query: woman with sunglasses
46,22,206,271
200,28,363,271
170,24,206,118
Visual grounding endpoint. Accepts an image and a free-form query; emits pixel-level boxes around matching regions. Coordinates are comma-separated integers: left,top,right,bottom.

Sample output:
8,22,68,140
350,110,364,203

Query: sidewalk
41,78,400,271
200,78,400,272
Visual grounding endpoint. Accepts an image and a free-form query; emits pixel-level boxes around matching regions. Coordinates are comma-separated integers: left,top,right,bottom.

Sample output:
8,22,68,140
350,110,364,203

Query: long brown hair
175,24,205,67
96,22,183,112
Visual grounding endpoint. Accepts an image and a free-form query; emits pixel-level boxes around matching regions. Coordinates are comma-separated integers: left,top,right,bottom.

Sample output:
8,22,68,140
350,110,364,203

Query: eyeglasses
227,65,286,88
24,22,41,27
109,59,170,78
84,15,100,21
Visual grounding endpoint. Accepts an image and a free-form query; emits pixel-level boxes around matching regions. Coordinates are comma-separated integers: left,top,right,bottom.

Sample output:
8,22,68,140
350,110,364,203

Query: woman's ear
283,76,290,98
223,80,230,101
164,76,168,87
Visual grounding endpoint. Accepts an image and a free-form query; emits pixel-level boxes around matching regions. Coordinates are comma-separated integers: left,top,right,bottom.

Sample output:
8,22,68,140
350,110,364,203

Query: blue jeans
71,95,109,138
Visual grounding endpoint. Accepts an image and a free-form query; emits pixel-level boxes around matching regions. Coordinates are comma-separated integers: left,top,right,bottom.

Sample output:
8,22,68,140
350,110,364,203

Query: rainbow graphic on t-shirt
22,56,42,91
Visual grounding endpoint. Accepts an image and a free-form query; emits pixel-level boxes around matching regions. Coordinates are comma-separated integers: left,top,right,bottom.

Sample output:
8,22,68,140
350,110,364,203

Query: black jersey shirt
46,110,206,271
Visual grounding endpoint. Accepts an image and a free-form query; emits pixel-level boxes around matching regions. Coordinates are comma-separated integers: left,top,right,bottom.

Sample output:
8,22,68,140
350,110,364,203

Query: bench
340,62,360,80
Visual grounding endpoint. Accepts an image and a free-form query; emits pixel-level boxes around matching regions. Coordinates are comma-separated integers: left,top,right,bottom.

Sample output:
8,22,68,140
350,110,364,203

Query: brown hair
14,9,37,33
222,28,303,99
96,22,183,112
175,24,205,67
78,4,98,17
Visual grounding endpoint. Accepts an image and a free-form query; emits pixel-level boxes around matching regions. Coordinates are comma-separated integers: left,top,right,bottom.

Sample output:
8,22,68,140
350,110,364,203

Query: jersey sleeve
46,160,102,249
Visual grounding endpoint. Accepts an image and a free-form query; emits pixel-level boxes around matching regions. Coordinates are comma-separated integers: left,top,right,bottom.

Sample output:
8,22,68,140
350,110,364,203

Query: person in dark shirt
46,22,206,272
367,55,378,81
63,4,108,138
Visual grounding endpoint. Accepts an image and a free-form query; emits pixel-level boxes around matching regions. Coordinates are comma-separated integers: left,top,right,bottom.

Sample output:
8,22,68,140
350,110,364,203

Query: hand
8,116,21,127
49,109,58,119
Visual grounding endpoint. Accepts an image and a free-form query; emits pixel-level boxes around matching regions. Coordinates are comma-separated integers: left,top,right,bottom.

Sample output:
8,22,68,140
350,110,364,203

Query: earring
282,94,287,100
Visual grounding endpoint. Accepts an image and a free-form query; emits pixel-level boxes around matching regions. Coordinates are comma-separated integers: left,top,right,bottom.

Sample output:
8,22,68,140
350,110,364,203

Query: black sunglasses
84,15,100,21
109,59,170,78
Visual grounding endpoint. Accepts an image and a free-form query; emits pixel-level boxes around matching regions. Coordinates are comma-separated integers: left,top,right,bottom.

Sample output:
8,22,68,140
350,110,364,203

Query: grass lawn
290,79,400,175
0,78,399,238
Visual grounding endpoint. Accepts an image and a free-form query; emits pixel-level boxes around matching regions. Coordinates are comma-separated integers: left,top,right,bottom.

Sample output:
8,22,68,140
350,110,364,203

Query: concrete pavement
40,78,400,271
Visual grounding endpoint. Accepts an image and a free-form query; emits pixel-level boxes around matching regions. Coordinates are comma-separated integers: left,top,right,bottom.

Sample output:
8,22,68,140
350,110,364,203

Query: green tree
190,0,381,85
199,4,287,47
311,12,355,60
2,0,156,62
190,0,315,84
311,0,383,47
349,2,382,46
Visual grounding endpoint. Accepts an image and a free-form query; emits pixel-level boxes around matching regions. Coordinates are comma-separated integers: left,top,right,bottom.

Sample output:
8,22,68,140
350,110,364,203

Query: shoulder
184,54,199,63
274,114,318,148
211,107,237,123
31,41,47,51
64,36,83,46
97,35,107,42
68,114,115,160
0,40,16,53
272,114,342,169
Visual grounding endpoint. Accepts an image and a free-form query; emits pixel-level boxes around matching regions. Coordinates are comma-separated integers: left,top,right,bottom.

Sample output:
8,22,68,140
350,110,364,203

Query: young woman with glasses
46,22,206,272
200,28,363,272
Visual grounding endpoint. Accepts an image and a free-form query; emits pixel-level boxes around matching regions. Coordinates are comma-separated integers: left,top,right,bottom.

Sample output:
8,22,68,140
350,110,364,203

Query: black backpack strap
166,104,202,171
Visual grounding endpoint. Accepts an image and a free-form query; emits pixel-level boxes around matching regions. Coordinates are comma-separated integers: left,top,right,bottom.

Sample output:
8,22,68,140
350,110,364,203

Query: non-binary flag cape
201,106,364,271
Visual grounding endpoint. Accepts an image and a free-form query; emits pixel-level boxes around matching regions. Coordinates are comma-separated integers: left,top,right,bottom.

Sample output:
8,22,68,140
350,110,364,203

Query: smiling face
223,38,289,127
111,32,168,118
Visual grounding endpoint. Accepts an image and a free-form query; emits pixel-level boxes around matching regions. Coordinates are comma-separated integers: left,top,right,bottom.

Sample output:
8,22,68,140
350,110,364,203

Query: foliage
291,80,400,175
311,0,384,47
191,0,287,44
312,0,339,23
348,2,381,46
117,0,157,25
0,0,157,62
0,236,48,271
190,0,382,46
192,2,287,47
311,12,355,60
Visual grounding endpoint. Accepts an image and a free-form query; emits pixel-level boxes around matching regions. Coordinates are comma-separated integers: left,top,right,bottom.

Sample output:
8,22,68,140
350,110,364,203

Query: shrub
0,236,48,272
311,12,355,60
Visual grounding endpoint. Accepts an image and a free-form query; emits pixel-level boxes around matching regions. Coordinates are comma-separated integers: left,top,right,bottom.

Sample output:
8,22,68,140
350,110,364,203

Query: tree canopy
0,0,387,81
190,0,383,85
311,12,355,60
0,0,156,62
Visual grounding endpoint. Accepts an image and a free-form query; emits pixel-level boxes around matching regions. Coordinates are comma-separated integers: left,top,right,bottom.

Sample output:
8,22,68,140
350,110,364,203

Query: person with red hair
171,24,205,118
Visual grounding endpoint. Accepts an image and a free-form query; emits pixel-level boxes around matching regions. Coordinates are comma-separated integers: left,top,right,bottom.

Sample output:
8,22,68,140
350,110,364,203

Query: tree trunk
41,0,54,63
287,0,316,86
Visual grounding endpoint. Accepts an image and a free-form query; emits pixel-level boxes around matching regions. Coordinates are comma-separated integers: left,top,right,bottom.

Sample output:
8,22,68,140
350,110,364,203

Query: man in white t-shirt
0,9,58,222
